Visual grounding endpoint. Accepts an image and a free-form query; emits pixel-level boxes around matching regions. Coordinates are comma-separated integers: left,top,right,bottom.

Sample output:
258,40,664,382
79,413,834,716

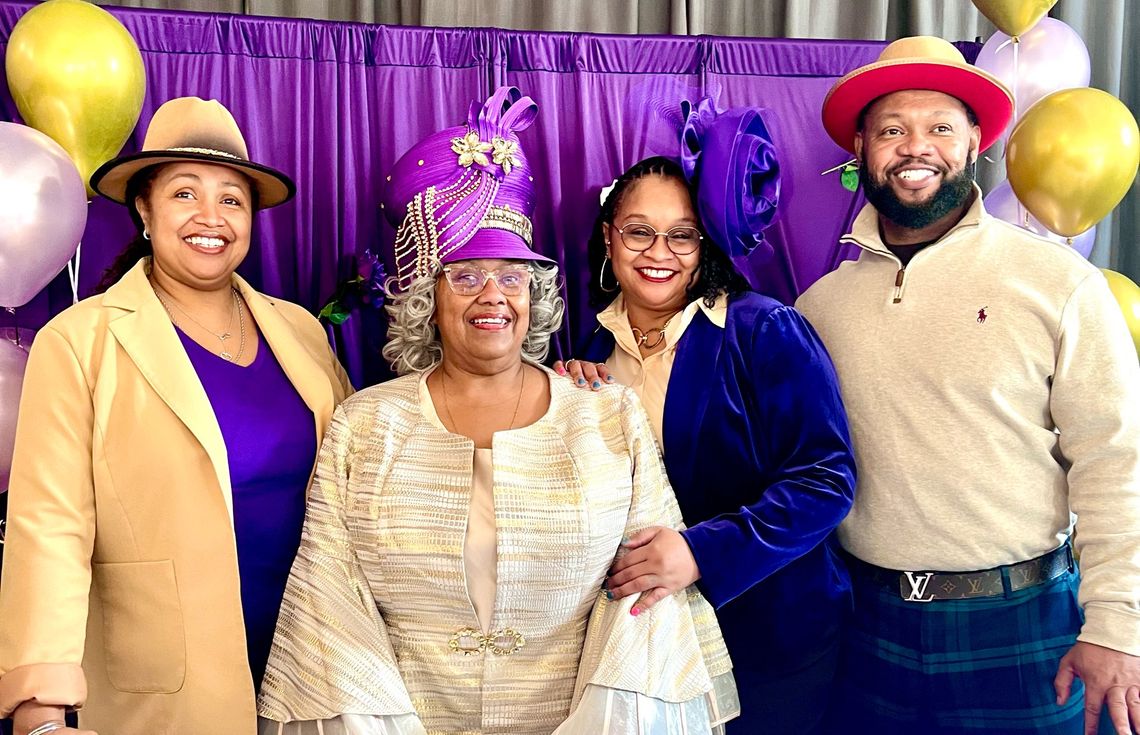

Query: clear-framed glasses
615,222,703,255
441,264,534,296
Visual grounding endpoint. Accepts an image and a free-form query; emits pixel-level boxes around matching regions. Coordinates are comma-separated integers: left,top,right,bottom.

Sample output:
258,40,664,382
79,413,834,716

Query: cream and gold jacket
258,370,737,735
0,260,352,734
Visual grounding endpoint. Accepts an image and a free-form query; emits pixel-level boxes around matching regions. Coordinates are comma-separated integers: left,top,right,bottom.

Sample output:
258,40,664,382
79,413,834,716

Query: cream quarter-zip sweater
796,189,1140,655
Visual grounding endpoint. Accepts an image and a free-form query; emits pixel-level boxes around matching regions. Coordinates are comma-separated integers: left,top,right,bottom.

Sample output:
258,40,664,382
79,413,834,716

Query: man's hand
605,527,700,615
1054,640,1140,734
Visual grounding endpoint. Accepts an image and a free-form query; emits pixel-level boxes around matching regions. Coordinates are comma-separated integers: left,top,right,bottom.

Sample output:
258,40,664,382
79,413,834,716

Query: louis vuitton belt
846,542,1074,602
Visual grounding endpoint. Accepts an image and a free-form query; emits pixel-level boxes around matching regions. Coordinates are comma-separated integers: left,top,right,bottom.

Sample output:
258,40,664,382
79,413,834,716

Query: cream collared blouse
596,294,728,448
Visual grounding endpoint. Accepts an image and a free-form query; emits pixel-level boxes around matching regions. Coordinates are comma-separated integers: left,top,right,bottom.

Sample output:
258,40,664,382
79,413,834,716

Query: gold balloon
1007,88,1140,238
971,0,1057,37
1102,269,1140,360
4,0,145,197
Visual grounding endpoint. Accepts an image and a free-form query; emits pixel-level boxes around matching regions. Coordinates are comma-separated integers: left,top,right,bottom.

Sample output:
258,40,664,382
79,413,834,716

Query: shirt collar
597,292,727,359
842,182,988,257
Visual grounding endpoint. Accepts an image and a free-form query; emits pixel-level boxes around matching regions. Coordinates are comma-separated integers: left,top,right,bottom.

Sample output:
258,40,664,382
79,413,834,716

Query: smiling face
855,89,981,234
434,258,531,373
135,161,254,291
605,174,701,315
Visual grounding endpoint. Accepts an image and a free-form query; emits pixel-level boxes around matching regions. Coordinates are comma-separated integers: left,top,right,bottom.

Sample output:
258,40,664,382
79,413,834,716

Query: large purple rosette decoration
680,98,781,263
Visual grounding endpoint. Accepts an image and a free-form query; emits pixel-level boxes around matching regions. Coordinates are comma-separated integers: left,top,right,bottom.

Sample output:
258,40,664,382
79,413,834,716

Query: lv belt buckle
901,571,937,602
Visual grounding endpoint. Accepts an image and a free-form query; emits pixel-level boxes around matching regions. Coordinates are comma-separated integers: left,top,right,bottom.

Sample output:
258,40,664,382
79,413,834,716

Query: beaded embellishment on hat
384,87,549,289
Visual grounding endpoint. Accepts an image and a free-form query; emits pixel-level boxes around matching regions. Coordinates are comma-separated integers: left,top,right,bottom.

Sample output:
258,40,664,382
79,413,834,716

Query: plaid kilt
831,561,1113,734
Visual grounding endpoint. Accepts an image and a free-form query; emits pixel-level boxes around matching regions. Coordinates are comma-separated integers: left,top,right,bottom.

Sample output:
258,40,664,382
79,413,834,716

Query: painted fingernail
606,590,614,600
555,366,565,375
605,375,615,382
577,378,586,385
592,380,601,389
630,607,640,616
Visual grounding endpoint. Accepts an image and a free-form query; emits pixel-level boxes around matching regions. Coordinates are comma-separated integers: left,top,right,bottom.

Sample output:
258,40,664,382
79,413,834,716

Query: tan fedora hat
90,96,295,208
821,36,1013,154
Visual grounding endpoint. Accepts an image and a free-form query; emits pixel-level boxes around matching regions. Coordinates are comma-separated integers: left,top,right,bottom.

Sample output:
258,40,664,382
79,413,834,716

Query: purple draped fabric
0,2,978,387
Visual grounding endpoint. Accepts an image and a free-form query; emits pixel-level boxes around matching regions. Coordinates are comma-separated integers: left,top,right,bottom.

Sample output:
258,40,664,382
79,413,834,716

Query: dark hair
587,156,748,309
95,166,160,293
95,164,261,293
856,95,979,133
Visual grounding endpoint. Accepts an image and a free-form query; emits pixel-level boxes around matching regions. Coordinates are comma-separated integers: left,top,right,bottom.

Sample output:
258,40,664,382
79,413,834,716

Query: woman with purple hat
256,87,738,735
568,100,856,734
0,98,352,735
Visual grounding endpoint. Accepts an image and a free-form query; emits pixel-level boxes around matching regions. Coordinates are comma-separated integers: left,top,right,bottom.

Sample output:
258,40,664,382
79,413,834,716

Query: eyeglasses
441,264,534,296
614,222,703,255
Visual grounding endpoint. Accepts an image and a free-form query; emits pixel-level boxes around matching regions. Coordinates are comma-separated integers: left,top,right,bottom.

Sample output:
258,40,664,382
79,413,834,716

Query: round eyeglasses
614,222,703,255
441,264,533,296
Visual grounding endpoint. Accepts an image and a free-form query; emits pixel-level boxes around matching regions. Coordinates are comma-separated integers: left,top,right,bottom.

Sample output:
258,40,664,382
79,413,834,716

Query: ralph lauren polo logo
977,306,988,323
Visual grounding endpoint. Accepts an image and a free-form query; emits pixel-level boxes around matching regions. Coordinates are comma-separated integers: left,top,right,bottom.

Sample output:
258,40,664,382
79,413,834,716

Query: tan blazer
0,260,352,734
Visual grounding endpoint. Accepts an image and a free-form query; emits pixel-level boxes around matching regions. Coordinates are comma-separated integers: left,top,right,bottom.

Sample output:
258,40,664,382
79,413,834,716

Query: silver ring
564,358,579,368
27,723,66,735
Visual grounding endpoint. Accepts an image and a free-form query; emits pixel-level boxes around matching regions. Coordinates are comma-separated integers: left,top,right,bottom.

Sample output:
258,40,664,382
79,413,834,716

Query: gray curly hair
382,260,565,375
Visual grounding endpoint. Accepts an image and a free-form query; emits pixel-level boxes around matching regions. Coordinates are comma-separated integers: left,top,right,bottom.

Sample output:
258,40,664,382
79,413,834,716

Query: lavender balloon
0,123,88,307
985,179,1095,258
975,18,1091,127
0,330,33,492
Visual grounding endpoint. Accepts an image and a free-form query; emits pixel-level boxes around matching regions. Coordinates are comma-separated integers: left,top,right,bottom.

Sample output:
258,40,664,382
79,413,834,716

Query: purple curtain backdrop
0,2,978,387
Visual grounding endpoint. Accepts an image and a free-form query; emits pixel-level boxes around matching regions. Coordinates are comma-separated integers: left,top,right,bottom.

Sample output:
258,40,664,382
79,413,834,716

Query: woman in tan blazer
0,98,352,735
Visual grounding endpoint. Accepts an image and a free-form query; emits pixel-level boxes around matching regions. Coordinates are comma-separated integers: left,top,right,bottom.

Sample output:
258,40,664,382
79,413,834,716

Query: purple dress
178,330,316,689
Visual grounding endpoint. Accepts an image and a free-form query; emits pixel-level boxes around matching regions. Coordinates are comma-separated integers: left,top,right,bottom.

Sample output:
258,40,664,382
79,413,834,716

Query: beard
860,159,976,231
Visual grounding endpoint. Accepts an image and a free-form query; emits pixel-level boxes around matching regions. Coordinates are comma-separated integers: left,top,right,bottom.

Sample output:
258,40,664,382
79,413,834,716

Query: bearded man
797,36,1140,735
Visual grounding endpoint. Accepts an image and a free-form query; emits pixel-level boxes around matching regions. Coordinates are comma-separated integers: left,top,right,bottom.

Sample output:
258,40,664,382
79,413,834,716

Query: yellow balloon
971,0,1057,37
1101,270,1140,360
1006,88,1140,238
4,0,145,198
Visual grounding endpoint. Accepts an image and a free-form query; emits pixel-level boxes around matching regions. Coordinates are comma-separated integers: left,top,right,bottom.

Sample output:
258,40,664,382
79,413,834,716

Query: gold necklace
439,366,527,436
153,284,247,361
630,313,678,350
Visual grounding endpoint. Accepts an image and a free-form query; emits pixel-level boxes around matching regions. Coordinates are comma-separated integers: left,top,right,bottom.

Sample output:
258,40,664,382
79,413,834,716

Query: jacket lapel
104,262,235,523
236,277,337,449
662,309,723,498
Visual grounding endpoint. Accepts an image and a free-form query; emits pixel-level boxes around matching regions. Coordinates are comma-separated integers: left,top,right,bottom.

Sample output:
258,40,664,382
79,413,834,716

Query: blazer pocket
93,559,187,693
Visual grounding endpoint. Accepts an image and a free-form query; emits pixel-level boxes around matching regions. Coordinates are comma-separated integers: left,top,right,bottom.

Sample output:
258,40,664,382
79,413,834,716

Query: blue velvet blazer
581,292,856,674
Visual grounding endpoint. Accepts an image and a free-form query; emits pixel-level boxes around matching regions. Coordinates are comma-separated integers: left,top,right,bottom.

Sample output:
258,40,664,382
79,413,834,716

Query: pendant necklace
154,284,247,361
630,313,678,350
439,366,527,436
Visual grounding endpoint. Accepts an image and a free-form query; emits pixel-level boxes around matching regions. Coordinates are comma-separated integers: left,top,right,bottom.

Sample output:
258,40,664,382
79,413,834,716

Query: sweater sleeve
681,306,856,607
1051,272,1140,656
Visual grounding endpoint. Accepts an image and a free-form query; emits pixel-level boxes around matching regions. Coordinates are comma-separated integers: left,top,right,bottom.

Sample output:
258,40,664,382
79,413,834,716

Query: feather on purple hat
383,86,554,289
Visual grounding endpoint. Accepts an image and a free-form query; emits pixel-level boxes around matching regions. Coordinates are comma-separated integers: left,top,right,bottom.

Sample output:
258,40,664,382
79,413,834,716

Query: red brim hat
822,36,1013,154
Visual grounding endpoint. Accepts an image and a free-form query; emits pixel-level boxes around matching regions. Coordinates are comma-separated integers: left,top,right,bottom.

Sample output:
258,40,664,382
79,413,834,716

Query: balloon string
1011,36,1022,225
986,35,1020,165
66,241,82,305
1011,36,1019,126
2,307,16,348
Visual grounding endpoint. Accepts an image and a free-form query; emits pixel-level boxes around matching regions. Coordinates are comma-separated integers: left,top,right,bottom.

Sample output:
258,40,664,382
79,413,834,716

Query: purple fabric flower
680,98,781,261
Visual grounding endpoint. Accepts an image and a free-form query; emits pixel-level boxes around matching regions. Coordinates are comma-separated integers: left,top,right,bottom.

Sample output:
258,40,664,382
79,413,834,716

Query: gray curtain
97,0,1139,279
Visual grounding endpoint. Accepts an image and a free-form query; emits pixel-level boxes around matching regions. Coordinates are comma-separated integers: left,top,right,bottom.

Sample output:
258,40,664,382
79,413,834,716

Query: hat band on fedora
167,146,245,161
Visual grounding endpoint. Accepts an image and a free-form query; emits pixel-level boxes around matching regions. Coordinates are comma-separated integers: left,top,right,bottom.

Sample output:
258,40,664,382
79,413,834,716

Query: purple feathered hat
679,98,781,261
383,86,554,289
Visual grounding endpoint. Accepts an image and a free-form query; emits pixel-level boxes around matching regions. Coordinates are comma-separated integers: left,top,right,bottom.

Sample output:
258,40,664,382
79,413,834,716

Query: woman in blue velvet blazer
569,143,854,734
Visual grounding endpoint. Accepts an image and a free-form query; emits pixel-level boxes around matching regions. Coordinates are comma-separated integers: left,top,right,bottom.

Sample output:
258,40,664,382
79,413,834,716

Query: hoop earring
142,229,151,241
599,255,619,293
